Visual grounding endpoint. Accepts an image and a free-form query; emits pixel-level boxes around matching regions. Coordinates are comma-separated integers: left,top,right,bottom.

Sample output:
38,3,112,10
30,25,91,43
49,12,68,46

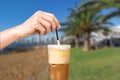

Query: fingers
42,15,56,32
38,18,51,34
30,11,60,35
42,12,60,28
35,23,46,35
39,11,60,31
21,10,60,37
36,11,60,32
31,20,45,35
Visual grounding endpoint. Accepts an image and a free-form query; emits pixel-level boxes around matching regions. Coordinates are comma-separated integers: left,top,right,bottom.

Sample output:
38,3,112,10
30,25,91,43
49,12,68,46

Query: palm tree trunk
74,37,79,48
83,31,90,52
74,34,80,48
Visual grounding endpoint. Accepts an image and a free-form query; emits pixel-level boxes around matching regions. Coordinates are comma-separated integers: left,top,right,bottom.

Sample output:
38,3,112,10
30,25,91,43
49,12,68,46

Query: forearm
0,25,22,50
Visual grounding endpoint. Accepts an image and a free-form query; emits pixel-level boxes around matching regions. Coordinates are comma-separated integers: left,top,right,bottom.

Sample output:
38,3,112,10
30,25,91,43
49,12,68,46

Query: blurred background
0,0,120,80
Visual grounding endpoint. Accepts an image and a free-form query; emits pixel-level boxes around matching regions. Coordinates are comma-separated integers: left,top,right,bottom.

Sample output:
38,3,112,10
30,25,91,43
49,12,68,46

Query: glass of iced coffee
48,45,71,80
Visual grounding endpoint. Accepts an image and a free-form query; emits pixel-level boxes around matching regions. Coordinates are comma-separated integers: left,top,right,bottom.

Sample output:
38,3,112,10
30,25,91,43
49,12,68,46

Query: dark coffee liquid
49,64,69,80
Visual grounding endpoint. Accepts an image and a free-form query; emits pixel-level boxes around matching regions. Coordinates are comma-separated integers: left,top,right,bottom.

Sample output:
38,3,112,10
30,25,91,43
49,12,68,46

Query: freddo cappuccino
48,45,71,80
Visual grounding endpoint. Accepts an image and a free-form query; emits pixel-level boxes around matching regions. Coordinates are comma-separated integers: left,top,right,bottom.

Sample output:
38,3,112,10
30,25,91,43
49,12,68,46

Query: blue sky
0,0,120,32
0,0,80,31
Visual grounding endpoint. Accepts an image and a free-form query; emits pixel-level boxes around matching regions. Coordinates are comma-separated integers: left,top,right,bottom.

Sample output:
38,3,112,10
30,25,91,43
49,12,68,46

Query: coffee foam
48,45,70,50
48,45,71,64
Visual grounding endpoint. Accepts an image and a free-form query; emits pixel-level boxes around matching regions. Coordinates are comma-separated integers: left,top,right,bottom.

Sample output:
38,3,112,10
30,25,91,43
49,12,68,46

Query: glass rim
48,45,71,46
48,45,71,48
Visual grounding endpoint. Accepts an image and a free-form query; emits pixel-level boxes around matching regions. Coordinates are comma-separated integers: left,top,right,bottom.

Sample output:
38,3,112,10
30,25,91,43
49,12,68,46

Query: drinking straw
56,29,60,45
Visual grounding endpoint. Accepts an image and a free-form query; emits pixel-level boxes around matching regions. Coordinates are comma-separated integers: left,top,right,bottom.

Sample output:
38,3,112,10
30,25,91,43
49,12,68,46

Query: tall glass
48,45,71,80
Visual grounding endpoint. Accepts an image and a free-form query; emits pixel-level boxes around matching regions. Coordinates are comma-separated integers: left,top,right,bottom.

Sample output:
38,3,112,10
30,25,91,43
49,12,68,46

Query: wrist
14,24,26,39
14,24,34,38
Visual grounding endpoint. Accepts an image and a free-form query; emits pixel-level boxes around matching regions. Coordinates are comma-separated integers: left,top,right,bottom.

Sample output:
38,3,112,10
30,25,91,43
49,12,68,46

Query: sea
0,42,48,53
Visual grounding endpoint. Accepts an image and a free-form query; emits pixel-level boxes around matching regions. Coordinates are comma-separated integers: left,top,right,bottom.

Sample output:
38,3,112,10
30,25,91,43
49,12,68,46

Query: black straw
56,29,59,40
56,29,60,45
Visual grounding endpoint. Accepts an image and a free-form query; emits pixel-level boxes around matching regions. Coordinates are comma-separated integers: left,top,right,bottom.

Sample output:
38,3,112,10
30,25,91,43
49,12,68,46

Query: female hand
17,11,60,38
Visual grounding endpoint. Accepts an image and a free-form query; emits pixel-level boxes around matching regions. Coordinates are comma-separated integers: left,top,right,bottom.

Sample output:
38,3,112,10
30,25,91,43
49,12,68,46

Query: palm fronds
102,9,120,22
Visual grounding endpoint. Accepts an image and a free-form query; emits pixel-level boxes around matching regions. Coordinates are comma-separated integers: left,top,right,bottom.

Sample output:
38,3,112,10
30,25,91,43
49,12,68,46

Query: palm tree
78,0,120,49
61,6,108,51
60,16,81,47
61,0,117,52
78,0,120,22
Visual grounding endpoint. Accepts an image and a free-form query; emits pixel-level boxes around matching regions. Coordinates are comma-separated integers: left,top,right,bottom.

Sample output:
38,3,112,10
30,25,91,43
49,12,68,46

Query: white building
62,25,120,47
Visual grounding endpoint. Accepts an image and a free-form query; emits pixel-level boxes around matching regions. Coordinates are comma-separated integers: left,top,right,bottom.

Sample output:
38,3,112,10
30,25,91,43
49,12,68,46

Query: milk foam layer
48,45,71,64
48,45,70,50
